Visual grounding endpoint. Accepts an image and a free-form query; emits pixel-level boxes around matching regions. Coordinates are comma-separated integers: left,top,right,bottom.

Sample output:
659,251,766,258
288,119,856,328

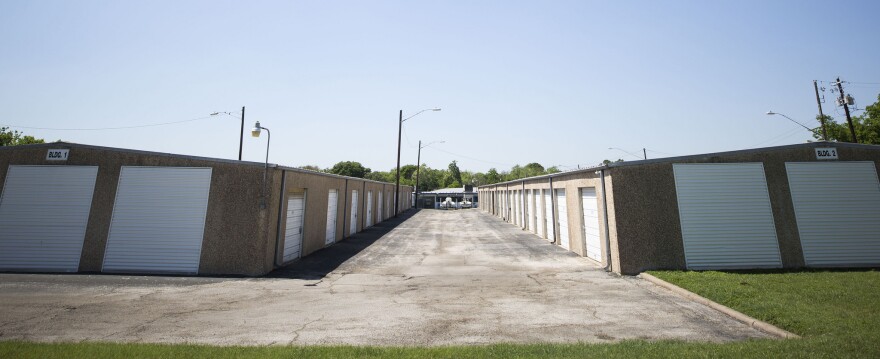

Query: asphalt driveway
0,209,770,346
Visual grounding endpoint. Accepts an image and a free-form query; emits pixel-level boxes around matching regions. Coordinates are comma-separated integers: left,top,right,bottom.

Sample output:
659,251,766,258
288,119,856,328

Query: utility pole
394,110,402,217
642,148,647,160
813,81,828,141
238,106,245,160
415,140,422,209
835,77,859,143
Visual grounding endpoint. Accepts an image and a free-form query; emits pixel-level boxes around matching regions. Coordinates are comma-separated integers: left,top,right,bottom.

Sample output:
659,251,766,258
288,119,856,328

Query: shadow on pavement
266,209,419,280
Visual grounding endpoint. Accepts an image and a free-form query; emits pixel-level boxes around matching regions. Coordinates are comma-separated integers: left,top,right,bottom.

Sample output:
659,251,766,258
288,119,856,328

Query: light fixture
252,121,262,137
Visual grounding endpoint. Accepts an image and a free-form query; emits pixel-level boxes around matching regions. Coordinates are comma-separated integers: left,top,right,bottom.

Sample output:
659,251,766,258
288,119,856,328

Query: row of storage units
0,143,412,276
479,142,880,274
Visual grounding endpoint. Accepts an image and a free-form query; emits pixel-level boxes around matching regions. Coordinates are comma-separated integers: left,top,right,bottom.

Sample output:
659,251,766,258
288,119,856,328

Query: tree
0,127,45,146
485,168,502,184
813,93,880,144
298,165,323,172
602,159,624,166
447,160,462,185
328,161,371,178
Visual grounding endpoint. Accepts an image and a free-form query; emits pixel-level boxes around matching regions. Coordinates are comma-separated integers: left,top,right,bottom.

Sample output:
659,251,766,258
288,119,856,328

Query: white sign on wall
814,147,838,160
46,149,69,161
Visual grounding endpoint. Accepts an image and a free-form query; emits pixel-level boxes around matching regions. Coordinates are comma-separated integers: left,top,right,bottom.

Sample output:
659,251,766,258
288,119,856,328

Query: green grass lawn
2,269,878,358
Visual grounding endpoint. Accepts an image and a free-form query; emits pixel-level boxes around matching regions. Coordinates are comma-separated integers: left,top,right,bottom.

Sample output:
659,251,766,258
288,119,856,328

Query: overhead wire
4,113,236,131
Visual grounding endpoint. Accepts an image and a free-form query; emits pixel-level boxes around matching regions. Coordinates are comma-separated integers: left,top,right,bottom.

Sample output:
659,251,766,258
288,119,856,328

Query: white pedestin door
366,191,373,227
0,165,98,272
556,189,570,250
283,193,305,262
544,191,554,242
350,190,358,235
325,190,338,246
581,188,602,262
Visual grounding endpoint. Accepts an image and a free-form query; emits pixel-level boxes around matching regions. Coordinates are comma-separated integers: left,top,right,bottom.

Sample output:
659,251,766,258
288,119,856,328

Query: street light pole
394,108,441,217
395,110,403,217
251,121,271,209
766,111,816,132
414,140,444,209
239,106,245,161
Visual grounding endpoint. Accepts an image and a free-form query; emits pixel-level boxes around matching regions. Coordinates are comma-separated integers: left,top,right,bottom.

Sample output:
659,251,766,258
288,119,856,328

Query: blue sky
2,1,879,172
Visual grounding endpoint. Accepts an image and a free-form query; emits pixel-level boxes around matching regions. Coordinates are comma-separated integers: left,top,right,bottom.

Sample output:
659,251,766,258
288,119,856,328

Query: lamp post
766,111,821,140
251,121,271,209
415,140,444,209
608,147,646,160
210,106,246,160
395,108,441,217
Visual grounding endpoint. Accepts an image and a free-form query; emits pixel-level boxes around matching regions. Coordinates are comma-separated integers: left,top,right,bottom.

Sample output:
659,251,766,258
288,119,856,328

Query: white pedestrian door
536,190,545,238
673,163,782,270
325,190,338,246
103,167,212,274
528,190,536,232
556,189,570,249
283,193,305,262
366,191,373,227
520,191,526,228
786,162,880,266
581,188,602,262
544,191,555,242
350,190,358,235
378,191,383,222
0,165,98,272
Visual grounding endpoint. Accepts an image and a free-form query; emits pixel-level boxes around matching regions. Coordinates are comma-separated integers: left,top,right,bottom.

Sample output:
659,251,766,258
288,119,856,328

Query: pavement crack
288,315,324,345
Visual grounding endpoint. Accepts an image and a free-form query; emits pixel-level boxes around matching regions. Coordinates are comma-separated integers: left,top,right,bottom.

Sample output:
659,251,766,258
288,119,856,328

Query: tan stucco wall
0,144,275,276
480,144,880,275
0,143,410,276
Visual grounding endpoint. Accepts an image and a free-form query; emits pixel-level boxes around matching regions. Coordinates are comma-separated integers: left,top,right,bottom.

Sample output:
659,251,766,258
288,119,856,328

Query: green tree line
300,160,561,192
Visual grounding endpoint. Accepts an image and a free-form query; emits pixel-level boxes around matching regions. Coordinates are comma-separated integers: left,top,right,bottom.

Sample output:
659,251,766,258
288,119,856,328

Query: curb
639,273,800,339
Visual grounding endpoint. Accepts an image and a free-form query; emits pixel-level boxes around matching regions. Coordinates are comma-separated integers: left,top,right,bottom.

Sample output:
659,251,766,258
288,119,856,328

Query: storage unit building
479,142,880,274
0,143,412,276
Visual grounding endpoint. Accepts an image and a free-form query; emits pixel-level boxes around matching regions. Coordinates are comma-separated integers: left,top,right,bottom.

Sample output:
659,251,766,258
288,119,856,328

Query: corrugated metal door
350,190,358,235
581,188,602,262
673,163,782,269
102,167,212,274
528,190,536,232
378,191,383,222
283,193,305,262
786,162,880,266
0,165,98,272
325,190,338,246
366,191,373,227
556,189,570,249
544,191,554,241
536,190,545,238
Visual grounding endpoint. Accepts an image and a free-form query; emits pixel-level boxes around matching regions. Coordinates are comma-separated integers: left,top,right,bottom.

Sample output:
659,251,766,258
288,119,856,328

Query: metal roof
478,141,880,188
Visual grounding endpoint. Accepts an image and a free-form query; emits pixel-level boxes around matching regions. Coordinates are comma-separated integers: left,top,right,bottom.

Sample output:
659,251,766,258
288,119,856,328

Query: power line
4,114,222,131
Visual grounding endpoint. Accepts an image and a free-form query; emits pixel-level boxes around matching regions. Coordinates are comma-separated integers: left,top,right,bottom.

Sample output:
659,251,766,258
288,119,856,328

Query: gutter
598,168,614,272
272,169,287,268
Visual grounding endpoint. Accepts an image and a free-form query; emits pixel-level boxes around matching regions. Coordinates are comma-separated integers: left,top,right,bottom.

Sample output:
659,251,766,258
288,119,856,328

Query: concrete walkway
0,209,770,346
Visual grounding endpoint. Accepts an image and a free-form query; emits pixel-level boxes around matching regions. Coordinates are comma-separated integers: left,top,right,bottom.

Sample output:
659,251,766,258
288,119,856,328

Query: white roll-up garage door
544,191,554,241
528,190,536,232
536,190,545,238
102,167,212,274
786,162,880,266
366,191,373,227
378,191,383,222
326,190,337,246
581,188,602,262
556,189,570,249
283,193,305,262
350,190,358,235
0,165,98,272
673,163,782,269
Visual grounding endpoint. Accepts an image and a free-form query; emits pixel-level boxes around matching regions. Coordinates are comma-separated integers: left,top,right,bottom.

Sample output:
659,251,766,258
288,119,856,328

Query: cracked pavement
0,209,770,346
